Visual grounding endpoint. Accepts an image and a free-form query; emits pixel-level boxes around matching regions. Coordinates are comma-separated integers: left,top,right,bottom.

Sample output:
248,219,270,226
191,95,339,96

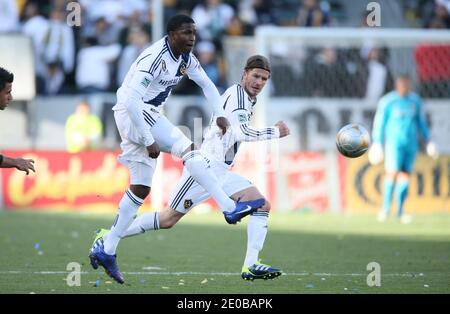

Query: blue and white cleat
89,246,124,284
89,229,108,270
224,198,265,224
241,261,282,281
88,229,124,284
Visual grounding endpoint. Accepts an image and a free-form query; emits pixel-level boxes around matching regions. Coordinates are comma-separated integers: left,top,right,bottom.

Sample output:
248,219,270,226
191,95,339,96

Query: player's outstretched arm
0,154,35,175
234,121,285,143
228,105,288,142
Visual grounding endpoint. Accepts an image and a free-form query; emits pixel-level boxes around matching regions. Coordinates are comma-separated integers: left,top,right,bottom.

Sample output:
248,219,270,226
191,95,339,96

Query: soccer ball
336,124,370,158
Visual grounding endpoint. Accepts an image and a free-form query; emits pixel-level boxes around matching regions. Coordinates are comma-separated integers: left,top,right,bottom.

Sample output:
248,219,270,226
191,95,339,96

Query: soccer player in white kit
88,15,265,284
94,55,290,281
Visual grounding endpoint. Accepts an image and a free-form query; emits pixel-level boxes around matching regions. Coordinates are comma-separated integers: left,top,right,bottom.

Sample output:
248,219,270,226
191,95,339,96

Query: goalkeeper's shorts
385,145,416,173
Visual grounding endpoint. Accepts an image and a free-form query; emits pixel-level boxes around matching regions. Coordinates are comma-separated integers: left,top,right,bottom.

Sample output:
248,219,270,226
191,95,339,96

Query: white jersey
115,36,200,109
112,36,224,147
201,84,280,167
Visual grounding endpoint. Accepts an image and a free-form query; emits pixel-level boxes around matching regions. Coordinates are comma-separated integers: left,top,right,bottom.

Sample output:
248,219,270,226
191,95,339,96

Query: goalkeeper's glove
368,143,384,165
426,141,439,160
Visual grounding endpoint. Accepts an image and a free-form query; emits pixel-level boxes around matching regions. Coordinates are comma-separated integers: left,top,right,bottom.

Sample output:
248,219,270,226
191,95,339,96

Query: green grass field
0,210,449,294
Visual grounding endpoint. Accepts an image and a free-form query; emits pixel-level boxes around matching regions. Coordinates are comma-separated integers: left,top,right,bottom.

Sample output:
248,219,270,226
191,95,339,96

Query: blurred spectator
117,9,152,47
21,1,49,94
42,9,75,76
117,28,150,85
226,15,254,36
65,101,103,153
44,62,65,95
238,0,274,26
52,0,67,11
270,55,300,96
0,0,19,33
81,0,125,25
121,0,148,19
191,0,235,44
196,41,227,93
92,17,121,46
361,47,393,101
303,47,349,97
296,0,330,27
163,0,179,22
93,0,147,30
424,0,450,28
75,37,121,93
357,11,393,100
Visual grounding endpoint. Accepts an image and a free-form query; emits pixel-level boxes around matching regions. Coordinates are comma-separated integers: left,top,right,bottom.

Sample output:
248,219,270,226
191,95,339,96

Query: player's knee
258,199,271,212
130,185,150,200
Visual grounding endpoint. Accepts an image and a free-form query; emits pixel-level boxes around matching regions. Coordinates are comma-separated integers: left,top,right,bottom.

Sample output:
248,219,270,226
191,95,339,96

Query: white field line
0,271,420,277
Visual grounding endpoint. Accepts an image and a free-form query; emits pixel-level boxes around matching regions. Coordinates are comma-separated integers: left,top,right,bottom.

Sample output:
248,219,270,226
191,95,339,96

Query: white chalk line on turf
0,271,420,277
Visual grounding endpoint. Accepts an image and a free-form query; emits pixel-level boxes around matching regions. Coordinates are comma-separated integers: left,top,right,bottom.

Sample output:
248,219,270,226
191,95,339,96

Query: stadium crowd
0,0,449,98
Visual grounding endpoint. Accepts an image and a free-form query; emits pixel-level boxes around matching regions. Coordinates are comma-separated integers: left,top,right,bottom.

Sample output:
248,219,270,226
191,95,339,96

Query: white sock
103,189,144,255
244,211,269,267
182,151,235,212
121,212,160,238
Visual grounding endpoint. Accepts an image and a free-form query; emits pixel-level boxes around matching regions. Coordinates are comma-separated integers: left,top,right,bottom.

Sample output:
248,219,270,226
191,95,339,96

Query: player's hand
146,142,160,159
368,143,384,165
14,158,35,175
216,116,230,136
275,121,290,138
426,141,439,160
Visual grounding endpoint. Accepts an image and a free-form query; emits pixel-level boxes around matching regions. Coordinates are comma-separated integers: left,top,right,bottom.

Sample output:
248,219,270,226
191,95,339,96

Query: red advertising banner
1,151,131,212
1,150,332,213
277,152,329,212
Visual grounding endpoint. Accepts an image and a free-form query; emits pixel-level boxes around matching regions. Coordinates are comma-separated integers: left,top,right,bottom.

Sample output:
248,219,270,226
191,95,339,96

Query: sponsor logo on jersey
238,113,248,123
141,77,151,88
158,77,183,86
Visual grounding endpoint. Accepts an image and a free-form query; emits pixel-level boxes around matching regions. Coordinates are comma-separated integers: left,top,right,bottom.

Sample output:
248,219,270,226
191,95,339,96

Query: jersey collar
238,83,257,106
165,36,179,62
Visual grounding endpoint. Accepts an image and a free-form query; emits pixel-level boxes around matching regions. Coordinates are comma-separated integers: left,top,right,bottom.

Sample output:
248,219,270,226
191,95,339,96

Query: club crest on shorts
184,199,193,209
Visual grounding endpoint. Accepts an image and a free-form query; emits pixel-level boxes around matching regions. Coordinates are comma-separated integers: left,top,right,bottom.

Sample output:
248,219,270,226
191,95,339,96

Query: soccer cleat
224,198,265,224
399,214,413,225
377,210,388,222
89,244,124,284
241,261,282,281
89,229,109,270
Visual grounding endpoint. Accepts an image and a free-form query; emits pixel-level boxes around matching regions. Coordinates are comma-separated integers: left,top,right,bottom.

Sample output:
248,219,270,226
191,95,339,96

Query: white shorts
114,108,193,187
168,163,253,214
128,160,154,187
